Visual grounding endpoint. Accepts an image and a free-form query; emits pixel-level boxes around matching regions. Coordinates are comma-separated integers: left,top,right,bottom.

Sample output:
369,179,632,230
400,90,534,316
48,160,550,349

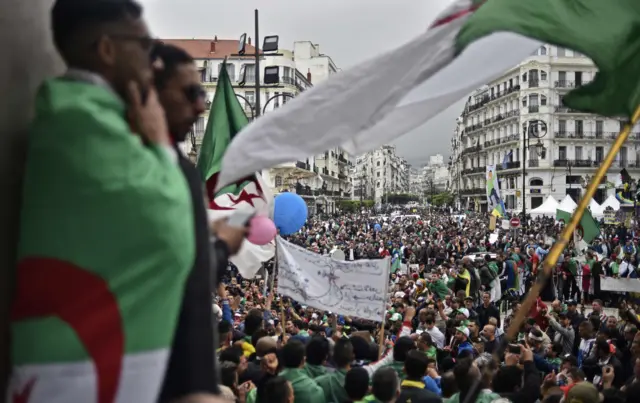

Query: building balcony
555,131,640,141
554,80,575,90
486,85,521,106
553,159,596,168
465,123,485,135
460,187,485,196
528,159,539,168
528,105,539,113
461,167,485,176
497,161,521,171
528,80,539,88
555,105,588,114
460,144,483,156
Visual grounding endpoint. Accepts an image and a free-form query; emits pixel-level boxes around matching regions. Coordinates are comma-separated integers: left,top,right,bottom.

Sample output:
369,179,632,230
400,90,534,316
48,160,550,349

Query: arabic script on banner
276,237,389,321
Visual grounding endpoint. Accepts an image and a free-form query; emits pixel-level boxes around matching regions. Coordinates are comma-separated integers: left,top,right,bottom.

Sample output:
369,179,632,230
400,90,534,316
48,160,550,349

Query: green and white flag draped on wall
216,0,640,190
8,79,195,402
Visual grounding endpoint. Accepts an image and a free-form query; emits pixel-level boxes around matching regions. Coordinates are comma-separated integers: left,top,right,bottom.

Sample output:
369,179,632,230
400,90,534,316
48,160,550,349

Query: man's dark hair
345,367,370,401
293,319,307,330
152,43,194,88
52,0,143,63
281,339,306,368
256,375,292,403
251,328,269,347
219,360,238,389
218,345,242,365
493,365,523,393
306,336,329,366
333,338,354,368
393,336,416,362
244,308,263,336
440,371,458,398
218,320,232,336
404,350,429,380
371,367,398,403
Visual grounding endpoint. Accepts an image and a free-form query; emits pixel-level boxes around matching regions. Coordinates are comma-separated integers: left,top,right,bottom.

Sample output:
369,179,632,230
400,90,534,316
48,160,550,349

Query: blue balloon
374,223,382,231
274,193,308,235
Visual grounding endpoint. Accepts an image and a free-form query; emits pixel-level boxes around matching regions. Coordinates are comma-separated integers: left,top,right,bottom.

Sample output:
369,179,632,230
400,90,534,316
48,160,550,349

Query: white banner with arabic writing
601,277,640,293
276,237,389,322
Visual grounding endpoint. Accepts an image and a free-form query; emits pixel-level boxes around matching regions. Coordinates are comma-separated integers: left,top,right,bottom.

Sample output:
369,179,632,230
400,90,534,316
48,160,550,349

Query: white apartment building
422,154,450,193
452,44,639,213
165,38,349,214
352,145,410,203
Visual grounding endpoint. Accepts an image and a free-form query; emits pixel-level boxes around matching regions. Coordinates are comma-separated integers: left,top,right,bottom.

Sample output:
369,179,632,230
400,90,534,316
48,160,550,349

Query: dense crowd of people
214,208,640,403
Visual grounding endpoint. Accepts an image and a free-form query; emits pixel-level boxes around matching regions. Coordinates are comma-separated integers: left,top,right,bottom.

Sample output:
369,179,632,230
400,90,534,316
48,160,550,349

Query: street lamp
522,119,548,220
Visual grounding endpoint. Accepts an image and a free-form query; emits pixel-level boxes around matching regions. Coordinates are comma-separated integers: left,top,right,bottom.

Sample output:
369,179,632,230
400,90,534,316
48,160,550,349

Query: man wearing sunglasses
151,43,248,402
8,1,230,403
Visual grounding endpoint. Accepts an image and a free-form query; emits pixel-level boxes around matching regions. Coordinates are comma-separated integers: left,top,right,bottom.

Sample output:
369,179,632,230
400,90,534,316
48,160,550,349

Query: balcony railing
528,105,540,113
528,80,539,88
460,187,485,196
554,80,575,89
497,161,521,170
553,159,596,168
528,159,540,168
555,105,588,114
282,77,295,85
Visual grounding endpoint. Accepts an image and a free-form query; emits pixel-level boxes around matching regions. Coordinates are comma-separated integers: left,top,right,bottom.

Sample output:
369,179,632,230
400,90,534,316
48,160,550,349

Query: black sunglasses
183,84,206,103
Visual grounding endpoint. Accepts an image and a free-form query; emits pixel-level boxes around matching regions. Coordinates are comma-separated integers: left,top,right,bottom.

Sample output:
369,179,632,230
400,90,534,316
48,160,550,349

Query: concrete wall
0,0,64,390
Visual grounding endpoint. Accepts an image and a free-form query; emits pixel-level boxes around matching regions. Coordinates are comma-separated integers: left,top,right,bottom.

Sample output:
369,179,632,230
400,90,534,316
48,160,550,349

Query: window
522,97,528,107
575,120,583,135
558,71,566,87
274,91,280,108
540,71,548,81
523,72,527,81
275,175,283,187
558,120,567,134
575,146,583,160
575,71,583,87
539,46,547,55
377,172,380,177
541,95,547,106
596,146,604,163
621,147,628,166
559,146,567,160
529,94,539,106
596,120,604,136
530,178,544,186
620,120,626,131
244,90,255,106
218,63,236,81
242,64,256,82
557,47,566,57
376,161,380,166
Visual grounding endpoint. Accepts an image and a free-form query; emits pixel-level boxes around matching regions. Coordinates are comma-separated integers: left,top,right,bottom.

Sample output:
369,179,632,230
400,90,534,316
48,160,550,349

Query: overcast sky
140,0,464,167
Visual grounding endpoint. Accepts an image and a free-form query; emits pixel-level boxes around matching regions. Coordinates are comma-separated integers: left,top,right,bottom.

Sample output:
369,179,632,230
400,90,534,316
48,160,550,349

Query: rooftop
161,38,259,60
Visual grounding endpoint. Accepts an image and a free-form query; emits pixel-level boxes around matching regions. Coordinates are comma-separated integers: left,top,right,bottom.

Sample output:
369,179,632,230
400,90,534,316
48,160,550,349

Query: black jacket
476,303,501,329
159,149,225,400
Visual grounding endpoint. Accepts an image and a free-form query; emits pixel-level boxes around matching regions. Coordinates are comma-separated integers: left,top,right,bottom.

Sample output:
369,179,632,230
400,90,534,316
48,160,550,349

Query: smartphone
508,344,522,354
227,211,254,228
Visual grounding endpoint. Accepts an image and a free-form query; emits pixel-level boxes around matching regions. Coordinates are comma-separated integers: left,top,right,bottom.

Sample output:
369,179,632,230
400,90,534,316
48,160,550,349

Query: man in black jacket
476,292,501,329
153,43,247,402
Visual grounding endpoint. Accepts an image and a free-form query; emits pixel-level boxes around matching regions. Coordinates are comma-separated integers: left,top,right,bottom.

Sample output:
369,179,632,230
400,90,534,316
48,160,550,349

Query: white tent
558,195,578,213
530,196,559,216
601,195,621,211
588,199,604,218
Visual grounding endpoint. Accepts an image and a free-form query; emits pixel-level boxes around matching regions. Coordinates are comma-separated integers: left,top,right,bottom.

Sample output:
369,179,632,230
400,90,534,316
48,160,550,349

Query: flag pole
378,257,392,354
462,105,640,403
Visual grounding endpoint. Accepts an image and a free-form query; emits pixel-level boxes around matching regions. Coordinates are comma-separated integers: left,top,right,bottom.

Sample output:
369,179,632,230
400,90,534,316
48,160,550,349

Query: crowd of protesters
213,207,640,403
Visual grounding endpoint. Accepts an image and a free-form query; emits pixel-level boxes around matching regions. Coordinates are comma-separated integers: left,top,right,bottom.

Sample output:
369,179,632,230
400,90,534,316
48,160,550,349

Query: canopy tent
558,195,578,213
588,198,604,218
530,196,559,216
601,194,621,211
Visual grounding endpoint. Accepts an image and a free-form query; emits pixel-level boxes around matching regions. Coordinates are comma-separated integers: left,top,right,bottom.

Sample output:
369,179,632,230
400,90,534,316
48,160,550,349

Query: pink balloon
247,215,277,245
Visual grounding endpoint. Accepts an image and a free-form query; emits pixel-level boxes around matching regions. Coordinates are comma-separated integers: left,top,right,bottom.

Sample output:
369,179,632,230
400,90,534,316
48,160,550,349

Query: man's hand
217,283,227,299
211,219,247,255
127,82,170,146
520,344,533,362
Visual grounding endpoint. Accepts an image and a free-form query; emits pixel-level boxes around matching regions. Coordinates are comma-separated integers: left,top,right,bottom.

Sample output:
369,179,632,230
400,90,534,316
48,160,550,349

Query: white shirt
426,325,446,349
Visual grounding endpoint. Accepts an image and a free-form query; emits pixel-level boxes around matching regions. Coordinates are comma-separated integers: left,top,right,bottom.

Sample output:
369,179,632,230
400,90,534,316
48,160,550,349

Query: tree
383,193,420,205
430,192,454,206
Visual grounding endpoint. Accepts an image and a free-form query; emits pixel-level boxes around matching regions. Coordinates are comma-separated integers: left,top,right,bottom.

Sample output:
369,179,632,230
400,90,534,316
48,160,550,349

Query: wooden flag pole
378,257,392,355
462,105,640,403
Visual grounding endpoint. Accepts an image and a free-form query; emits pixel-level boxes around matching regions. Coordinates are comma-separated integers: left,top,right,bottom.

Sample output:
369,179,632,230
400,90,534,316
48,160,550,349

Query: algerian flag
10,79,195,402
217,0,640,188
556,208,601,243
197,61,274,278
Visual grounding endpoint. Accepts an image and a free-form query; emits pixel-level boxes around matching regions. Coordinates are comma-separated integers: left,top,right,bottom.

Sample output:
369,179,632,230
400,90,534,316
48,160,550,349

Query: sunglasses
183,84,206,103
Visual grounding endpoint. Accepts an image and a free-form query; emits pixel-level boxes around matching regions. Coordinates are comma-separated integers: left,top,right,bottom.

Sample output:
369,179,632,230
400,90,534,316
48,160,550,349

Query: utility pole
254,9,261,118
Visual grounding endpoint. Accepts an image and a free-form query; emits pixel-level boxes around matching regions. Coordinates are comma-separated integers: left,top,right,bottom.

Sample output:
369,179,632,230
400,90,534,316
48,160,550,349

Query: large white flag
277,238,389,321
216,0,540,189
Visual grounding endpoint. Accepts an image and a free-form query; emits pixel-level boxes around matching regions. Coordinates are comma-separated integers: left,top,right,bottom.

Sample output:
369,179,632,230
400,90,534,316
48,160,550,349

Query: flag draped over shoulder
197,61,274,278
557,208,600,243
216,0,640,189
